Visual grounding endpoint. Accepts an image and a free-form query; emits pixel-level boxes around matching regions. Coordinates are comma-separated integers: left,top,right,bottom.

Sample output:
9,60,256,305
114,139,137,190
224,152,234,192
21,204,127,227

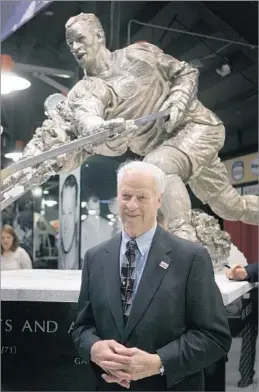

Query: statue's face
66,21,103,72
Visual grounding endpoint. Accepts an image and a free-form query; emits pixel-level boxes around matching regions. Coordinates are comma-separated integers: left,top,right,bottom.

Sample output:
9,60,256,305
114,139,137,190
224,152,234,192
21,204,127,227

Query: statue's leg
144,145,199,241
189,156,258,225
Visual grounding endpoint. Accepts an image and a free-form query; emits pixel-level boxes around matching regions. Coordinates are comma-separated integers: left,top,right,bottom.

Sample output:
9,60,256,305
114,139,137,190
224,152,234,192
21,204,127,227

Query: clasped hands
90,340,161,389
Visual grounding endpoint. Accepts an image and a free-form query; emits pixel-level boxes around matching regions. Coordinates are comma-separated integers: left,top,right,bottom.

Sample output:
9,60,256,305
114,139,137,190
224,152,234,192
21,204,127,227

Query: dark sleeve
157,246,232,388
71,251,101,361
245,263,258,283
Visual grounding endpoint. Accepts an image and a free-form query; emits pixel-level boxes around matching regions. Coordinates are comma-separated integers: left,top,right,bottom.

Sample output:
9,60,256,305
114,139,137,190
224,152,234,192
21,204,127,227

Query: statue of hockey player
64,13,257,240
2,13,257,244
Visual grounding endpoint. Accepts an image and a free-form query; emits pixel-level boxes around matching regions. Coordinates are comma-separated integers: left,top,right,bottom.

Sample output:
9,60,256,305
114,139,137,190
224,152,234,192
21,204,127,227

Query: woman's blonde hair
1,224,19,253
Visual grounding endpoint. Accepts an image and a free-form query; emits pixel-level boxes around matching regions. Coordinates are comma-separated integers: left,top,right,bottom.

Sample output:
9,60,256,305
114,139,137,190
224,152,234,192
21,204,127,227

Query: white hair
117,160,167,195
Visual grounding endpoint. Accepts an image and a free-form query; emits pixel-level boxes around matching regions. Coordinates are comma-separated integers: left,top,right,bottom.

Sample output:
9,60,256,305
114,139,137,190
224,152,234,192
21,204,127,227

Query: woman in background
1,225,32,270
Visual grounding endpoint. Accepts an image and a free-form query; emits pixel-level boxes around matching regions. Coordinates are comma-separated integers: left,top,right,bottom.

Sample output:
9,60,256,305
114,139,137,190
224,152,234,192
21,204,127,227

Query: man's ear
158,194,163,208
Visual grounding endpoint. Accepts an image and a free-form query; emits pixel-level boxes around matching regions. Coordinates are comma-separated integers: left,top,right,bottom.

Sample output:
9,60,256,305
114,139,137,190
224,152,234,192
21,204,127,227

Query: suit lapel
102,234,124,339
124,226,173,340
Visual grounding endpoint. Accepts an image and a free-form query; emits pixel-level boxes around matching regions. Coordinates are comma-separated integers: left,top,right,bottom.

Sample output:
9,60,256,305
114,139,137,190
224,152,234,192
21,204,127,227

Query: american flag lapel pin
159,261,169,269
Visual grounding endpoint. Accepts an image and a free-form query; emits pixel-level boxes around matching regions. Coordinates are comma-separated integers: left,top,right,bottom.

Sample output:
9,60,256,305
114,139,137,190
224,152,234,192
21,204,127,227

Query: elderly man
72,160,231,391
63,13,258,242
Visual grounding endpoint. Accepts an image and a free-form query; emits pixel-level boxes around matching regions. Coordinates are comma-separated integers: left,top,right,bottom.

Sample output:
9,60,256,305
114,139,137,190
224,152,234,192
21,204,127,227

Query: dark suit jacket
72,225,231,391
245,263,258,283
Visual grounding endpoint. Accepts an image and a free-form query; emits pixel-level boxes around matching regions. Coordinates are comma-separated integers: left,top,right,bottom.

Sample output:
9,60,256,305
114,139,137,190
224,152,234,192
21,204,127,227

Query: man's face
61,186,77,252
66,21,102,72
117,171,162,238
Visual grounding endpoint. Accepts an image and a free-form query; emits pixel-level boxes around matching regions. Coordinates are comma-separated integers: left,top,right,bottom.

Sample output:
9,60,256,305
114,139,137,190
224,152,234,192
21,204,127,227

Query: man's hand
100,346,161,382
90,340,132,388
224,264,248,281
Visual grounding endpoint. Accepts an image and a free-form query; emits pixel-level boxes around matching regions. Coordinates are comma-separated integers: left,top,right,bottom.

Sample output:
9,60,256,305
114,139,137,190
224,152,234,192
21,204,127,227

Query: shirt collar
121,224,157,256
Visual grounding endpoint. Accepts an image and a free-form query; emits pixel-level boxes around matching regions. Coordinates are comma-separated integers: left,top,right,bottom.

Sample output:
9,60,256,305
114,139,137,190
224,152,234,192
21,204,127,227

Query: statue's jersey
101,43,171,156
68,42,222,157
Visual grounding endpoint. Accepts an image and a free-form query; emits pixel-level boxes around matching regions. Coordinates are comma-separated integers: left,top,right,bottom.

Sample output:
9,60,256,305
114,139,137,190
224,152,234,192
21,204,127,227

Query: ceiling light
216,64,231,78
108,221,114,226
1,55,31,95
88,209,96,215
5,140,24,162
43,200,57,207
81,214,87,221
1,71,31,95
32,187,43,197
56,73,71,79
81,201,87,208
43,189,49,195
107,214,114,219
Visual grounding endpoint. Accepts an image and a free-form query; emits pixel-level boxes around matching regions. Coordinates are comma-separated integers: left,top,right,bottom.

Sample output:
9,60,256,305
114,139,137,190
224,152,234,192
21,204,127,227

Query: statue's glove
160,99,183,132
82,118,138,153
80,117,138,138
103,118,138,135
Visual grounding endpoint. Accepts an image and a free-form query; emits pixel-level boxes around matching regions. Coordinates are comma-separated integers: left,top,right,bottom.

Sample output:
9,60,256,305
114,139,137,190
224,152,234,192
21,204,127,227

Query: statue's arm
159,52,199,112
132,42,199,129
68,77,138,137
67,78,109,137
155,51,199,130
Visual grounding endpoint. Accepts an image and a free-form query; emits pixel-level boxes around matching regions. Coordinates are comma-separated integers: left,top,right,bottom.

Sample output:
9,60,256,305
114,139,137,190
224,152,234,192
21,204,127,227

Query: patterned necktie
121,240,138,323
